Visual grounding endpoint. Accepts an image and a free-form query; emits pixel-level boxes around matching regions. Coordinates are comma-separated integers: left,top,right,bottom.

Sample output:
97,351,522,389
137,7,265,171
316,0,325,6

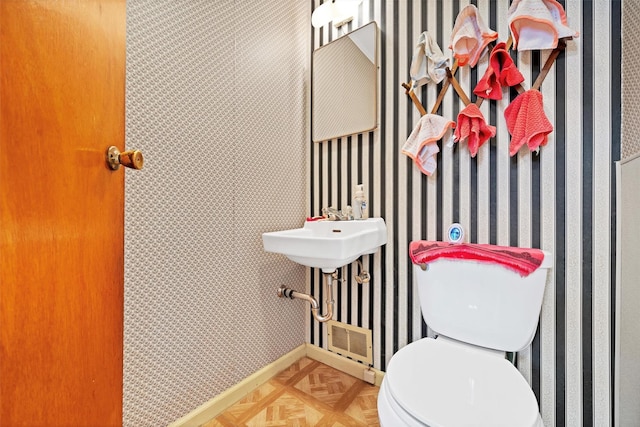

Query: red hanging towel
453,103,496,157
473,41,524,101
409,240,545,277
504,89,554,156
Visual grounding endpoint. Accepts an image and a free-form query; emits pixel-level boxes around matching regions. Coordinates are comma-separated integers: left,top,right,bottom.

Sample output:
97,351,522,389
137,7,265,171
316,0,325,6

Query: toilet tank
416,249,552,352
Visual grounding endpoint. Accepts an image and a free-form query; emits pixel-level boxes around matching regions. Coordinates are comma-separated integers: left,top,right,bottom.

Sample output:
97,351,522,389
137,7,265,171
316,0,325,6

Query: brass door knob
106,146,144,170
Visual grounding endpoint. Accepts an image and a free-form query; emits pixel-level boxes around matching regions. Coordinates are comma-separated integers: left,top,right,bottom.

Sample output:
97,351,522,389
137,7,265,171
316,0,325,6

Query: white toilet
378,246,552,427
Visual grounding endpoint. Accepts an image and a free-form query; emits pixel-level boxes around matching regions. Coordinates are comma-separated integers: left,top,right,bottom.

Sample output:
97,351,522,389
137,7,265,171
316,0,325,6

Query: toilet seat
381,337,541,427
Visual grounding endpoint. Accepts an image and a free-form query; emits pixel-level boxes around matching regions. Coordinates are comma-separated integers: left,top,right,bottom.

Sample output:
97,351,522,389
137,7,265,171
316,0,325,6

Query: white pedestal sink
262,218,387,273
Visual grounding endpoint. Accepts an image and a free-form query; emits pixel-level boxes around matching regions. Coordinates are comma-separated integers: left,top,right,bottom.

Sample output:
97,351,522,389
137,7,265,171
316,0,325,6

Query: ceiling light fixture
311,0,364,29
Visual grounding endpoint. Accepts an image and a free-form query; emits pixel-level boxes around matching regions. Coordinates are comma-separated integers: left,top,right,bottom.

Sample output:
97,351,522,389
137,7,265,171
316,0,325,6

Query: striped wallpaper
308,1,621,427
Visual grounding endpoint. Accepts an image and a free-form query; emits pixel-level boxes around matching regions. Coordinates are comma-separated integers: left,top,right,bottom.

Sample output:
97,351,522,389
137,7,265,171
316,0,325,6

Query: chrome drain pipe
277,271,336,323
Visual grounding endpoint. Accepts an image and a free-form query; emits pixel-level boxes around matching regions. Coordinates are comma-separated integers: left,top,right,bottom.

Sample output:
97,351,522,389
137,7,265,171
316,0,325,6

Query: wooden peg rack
402,36,569,117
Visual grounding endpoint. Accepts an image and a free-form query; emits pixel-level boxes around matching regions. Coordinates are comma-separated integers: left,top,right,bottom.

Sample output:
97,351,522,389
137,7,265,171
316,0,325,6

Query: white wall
123,1,310,425
615,156,640,427
617,2,640,423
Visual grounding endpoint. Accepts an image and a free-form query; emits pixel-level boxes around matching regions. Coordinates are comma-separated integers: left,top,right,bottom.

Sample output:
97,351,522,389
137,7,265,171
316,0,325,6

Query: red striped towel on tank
409,240,545,277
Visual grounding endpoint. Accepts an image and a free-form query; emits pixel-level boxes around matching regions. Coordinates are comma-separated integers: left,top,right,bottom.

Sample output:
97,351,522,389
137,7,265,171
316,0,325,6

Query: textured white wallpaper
622,1,640,161
123,1,309,425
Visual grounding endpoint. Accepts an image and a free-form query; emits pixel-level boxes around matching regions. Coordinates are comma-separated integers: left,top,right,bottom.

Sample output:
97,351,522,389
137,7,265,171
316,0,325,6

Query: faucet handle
343,205,354,220
321,206,340,220
321,206,353,221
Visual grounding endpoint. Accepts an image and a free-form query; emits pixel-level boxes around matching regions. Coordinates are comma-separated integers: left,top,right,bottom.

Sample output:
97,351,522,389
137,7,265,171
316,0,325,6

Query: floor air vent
327,320,373,365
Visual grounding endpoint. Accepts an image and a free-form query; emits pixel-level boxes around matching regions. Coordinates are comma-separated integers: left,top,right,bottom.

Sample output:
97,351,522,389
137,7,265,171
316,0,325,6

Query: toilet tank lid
409,241,551,277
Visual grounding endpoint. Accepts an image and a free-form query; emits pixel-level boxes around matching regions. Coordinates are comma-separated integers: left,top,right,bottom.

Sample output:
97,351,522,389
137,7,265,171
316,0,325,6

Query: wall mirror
312,22,378,142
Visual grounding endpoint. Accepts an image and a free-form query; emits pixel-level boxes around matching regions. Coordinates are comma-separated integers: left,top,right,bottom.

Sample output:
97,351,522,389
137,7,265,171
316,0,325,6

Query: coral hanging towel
474,41,525,101
504,89,553,156
409,240,545,277
453,103,496,157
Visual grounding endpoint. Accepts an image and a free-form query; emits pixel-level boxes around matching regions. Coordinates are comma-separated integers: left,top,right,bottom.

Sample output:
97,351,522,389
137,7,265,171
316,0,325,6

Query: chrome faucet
322,206,353,221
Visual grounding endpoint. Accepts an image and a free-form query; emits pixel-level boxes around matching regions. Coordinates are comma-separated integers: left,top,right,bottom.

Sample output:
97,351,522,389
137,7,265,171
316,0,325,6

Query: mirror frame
312,22,378,142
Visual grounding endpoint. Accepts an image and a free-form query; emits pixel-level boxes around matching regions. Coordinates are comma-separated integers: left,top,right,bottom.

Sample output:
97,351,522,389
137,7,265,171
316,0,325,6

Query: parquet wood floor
201,357,380,427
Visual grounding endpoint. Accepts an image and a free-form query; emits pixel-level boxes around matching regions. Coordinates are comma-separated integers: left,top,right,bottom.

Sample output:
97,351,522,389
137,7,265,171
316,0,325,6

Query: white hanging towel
403,114,455,176
409,31,450,89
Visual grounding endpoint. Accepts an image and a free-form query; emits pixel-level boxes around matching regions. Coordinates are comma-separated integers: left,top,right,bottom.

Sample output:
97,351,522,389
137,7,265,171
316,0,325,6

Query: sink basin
262,218,387,273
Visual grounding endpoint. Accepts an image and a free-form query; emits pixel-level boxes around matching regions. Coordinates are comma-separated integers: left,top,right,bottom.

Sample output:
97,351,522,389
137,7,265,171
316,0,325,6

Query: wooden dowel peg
446,67,471,106
402,82,428,116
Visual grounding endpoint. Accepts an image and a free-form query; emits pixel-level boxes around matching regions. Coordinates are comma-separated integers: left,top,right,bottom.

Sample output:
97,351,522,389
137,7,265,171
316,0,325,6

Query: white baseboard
168,344,307,427
168,343,384,427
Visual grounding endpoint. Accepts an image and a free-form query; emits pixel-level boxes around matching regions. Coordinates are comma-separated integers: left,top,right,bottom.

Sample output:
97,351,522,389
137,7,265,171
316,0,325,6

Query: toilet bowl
378,243,552,427
378,337,543,426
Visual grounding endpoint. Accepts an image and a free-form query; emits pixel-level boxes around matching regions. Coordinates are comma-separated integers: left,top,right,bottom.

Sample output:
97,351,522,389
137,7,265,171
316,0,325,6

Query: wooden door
1,1,126,425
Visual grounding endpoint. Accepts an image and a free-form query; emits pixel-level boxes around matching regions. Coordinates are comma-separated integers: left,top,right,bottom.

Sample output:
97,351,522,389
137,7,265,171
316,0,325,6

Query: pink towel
508,0,579,51
491,42,525,87
474,42,524,100
504,89,553,156
453,103,496,157
473,66,502,100
409,240,545,277
450,5,499,67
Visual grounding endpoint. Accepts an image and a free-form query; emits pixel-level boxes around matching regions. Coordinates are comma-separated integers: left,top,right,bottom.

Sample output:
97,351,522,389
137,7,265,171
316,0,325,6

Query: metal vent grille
327,320,372,365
